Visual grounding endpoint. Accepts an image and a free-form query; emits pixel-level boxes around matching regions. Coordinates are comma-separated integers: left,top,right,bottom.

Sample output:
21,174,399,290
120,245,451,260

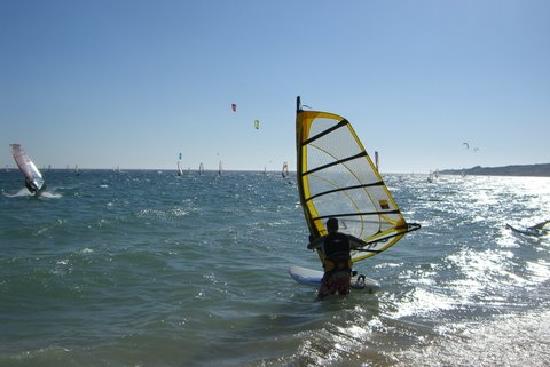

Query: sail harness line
355,223,422,250
344,224,422,253
302,119,349,145
303,151,368,176
305,182,385,202
309,223,419,254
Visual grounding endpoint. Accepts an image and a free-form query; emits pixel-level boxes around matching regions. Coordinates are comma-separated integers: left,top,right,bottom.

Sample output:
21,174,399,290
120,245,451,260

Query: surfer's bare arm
347,235,370,250
307,237,324,249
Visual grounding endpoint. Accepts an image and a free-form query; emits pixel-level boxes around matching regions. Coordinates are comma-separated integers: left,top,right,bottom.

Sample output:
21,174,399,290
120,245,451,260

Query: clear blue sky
1,0,549,173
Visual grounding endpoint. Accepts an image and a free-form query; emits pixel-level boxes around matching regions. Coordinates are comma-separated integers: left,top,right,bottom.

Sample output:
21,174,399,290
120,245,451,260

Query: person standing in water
308,217,354,299
24,176,38,193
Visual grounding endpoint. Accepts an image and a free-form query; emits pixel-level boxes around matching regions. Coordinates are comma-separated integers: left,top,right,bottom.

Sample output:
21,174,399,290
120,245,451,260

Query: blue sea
1,170,549,367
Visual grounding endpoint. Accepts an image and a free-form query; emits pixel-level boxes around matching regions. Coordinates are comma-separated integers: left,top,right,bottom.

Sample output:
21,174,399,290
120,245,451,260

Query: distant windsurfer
11,144,47,196
24,176,46,195
307,217,356,299
505,220,550,237
530,220,550,231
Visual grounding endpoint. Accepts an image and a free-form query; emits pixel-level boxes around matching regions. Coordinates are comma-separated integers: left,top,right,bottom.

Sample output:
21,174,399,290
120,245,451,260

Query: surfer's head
327,217,339,233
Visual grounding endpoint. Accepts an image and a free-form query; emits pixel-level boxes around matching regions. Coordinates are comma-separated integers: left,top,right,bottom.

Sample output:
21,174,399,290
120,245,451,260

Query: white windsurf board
289,265,380,293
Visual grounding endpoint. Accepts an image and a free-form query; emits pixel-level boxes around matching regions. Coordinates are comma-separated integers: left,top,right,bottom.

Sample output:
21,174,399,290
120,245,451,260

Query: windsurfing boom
10,144,46,195
295,97,420,268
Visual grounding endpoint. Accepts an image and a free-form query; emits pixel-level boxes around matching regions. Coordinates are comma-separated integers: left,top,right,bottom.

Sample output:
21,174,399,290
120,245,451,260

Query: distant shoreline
4,164,550,177
438,163,550,177
1,168,294,173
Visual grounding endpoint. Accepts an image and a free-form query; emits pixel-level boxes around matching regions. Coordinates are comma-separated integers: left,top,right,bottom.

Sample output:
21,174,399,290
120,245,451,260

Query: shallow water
1,170,549,366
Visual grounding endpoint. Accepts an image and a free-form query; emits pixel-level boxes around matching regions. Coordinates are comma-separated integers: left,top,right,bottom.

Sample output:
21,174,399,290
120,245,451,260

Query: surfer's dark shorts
318,271,351,297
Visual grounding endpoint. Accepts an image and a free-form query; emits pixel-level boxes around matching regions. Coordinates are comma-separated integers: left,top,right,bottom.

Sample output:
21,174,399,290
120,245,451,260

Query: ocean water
1,170,549,367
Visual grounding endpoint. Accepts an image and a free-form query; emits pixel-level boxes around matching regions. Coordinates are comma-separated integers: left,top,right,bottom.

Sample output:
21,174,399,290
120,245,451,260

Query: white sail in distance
10,144,45,191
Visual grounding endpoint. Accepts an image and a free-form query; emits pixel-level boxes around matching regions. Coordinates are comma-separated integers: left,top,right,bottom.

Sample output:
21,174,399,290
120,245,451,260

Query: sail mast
296,96,320,239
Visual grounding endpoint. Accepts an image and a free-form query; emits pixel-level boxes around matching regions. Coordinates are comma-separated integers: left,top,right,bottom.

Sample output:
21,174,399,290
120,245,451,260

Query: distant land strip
439,163,550,177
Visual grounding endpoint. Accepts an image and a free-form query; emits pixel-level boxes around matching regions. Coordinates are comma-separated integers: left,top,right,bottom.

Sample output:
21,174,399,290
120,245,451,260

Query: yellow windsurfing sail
296,97,420,263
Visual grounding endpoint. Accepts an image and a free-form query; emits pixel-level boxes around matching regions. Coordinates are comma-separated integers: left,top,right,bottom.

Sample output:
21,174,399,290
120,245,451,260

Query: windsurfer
24,176,45,195
307,217,353,299
530,220,550,231
24,177,37,193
